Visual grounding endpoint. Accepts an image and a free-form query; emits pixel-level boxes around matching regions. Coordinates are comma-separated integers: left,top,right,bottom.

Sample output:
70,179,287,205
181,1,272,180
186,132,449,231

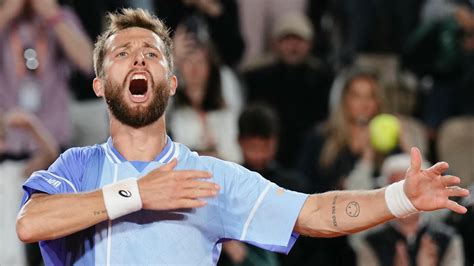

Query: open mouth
129,73,148,98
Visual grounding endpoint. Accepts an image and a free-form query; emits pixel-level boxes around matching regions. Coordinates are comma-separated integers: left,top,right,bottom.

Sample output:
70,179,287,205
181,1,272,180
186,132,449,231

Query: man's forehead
105,27,164,51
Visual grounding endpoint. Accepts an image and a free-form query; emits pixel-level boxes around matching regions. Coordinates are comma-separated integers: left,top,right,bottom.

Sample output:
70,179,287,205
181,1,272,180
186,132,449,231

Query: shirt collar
103,136,178,164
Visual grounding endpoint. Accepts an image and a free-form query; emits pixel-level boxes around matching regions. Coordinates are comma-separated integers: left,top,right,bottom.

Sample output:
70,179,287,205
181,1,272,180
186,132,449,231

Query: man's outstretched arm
17,160,219,243
295,148,470,237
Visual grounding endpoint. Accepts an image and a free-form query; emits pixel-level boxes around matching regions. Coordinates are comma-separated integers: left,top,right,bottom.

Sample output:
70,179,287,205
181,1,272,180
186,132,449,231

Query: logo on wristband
119,190,132,198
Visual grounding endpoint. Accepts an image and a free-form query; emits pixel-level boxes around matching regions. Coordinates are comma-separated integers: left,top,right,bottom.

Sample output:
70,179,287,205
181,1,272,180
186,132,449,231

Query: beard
104,75,170,128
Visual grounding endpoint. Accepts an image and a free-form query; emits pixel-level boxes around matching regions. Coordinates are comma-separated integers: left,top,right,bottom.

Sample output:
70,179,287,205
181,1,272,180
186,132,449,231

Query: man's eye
147,52,157,58
117,51,128,57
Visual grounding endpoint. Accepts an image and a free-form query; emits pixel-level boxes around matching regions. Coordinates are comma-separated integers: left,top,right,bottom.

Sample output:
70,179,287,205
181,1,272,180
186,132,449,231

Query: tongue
129,79,147,95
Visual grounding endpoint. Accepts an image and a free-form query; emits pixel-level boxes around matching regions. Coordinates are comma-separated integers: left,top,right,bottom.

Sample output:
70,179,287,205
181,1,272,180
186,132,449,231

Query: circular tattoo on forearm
345,201,360,217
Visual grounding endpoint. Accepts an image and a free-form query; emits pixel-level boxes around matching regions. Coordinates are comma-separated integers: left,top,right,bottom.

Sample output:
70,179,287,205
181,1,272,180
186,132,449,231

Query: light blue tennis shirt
21,137,309,265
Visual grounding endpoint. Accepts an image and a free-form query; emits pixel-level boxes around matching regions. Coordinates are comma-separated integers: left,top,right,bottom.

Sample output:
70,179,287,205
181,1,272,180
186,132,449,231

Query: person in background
237,0,307,66
446,183,474,266
295,69,383,266
150,0,245,67
299,69,383,194
358,153,465,266
168,36,243,163
173,18,244,113
0,110,58,266
244,12,333,168
0,0,93,154
220,104,304,266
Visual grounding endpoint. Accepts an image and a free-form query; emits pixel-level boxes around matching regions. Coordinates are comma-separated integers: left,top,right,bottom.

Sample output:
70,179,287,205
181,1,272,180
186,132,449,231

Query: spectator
244,12,333,168
0,0,93,155
238,0,307,66
406,0,474,140
447,184,474,266
152,0,245,67
168,38,242,163
358,153,465,266
0,110,58,266
294,68,385,266
220,104,307,266
65,0,110,147
298,69,383,194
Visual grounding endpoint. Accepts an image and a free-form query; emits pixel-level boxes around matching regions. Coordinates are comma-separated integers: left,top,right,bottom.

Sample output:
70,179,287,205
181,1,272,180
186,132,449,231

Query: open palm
404,148,470,214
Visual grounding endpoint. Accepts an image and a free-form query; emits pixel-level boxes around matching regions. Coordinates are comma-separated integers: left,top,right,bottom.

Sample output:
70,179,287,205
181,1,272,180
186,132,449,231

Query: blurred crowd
0,0,472,265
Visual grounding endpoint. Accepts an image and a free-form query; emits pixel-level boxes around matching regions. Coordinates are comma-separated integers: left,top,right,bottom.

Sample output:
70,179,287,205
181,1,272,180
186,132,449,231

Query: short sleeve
21,147,94,206
214,161,309,254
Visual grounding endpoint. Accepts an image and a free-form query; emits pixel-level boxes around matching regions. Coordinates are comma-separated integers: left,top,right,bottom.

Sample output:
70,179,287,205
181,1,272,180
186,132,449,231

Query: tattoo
93,210,107,216
331,196,338,227
345,201,360,217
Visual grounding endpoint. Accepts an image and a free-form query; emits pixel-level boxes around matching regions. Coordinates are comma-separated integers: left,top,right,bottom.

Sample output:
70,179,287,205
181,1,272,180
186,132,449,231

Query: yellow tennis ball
369,114,400,153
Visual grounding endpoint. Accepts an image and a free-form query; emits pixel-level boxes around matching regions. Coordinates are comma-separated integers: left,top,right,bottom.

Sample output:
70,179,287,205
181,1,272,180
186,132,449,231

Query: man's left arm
295,148,470,237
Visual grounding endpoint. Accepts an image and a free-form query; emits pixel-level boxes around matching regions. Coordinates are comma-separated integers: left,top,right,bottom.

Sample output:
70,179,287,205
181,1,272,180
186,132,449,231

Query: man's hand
404,148,470,214
138,159,220,210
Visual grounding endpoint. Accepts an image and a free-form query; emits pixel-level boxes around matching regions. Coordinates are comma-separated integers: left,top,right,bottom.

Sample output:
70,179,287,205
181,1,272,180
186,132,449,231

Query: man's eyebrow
112,42,131,51
142,42,160,50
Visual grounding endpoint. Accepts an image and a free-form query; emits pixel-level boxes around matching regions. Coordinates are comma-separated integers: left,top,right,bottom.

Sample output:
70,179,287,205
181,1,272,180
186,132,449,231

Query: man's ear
93,77,104,97
168,75,178,96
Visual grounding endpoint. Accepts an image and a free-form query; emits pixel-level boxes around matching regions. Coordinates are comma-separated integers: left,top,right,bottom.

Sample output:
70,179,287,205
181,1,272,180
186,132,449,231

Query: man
243,13,333,168
16,8,469,265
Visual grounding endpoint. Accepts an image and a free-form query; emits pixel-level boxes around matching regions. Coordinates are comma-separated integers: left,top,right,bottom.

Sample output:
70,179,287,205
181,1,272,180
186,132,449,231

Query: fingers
445,199,468,214
172,170,213,180
183,179,220,190
408,147,422,174
157,158,178,171
179,180,220,199
446,186,470,197
175,199,208,209
179,185,219,199
426,161,449,176
441,175,461,186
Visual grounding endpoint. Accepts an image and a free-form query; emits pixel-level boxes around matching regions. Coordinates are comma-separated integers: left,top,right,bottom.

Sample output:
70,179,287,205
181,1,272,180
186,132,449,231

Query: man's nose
133,52,146,66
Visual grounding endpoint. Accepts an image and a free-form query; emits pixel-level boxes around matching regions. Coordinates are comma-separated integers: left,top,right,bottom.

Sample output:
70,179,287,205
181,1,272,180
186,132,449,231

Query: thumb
408,147,422,175
158,158,178,171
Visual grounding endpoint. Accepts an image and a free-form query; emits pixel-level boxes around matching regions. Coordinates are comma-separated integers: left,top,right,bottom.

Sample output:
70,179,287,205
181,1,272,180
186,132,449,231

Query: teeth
132,94,145,98
131,74,147,80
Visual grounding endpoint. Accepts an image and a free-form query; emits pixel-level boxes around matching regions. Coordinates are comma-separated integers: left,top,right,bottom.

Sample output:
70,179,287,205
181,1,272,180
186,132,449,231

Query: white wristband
102,178,143,220
384,180,419,218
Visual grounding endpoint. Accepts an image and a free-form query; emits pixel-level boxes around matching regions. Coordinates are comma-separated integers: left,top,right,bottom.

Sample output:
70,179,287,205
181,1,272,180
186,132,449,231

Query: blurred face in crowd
180,47,210,106
344,77,380,125
93,27,177,128
239,136,277,171
275,34,311,65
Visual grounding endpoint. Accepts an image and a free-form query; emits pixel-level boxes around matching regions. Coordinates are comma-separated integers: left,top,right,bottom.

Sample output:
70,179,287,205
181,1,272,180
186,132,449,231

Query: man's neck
109,116,168,162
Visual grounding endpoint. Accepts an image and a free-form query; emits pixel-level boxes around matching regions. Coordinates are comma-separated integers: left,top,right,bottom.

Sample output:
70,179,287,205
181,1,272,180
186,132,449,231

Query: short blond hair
93,8,173,78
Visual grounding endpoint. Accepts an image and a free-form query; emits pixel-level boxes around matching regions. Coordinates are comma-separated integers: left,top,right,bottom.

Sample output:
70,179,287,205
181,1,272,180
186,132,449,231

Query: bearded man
16,8,470,266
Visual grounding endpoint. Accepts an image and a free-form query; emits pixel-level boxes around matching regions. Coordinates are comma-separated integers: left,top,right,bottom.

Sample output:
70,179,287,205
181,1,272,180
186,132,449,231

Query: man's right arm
17,191,108,243
17,159,219,243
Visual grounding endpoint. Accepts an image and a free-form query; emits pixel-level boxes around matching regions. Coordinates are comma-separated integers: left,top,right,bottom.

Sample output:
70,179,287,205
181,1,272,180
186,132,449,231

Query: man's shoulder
58,144,105,166
176,142,247,175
